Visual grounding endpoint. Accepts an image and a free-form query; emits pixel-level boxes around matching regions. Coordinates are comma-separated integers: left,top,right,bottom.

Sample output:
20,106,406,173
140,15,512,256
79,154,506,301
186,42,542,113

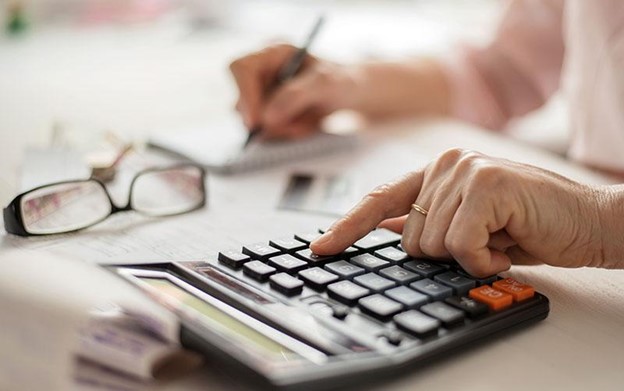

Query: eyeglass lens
131,166,204,216
20,181,112,235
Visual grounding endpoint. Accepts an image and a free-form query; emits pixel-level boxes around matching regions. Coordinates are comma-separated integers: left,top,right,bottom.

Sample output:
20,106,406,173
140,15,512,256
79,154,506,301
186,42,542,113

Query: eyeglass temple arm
3,202,28,236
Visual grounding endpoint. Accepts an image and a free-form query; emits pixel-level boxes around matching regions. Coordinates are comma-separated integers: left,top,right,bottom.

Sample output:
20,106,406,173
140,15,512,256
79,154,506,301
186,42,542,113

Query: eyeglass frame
3,163,207,237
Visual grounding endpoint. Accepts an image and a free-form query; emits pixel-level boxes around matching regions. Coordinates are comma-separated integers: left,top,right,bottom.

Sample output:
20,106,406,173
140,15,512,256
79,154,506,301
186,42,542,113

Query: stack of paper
0,250,201,391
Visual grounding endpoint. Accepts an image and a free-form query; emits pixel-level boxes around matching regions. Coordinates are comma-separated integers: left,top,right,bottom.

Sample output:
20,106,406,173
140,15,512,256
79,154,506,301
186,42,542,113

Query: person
229,0,624,276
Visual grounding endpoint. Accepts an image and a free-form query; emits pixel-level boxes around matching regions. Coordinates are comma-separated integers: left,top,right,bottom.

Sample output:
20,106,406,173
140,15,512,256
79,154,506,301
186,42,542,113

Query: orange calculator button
469,286,513,311
493,278,535,302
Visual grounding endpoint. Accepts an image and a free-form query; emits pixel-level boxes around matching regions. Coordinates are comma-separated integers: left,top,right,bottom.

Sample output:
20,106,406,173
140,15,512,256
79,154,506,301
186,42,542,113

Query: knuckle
438,147,465,164
431,148,469,174
444,239,489,277
274,84,304,105
468,162,506,189
419,230,443,257
455,150,481,171
360,184,393,215
228,58,245,73
365,184,393,206
444,234,471,261
401,235,420,257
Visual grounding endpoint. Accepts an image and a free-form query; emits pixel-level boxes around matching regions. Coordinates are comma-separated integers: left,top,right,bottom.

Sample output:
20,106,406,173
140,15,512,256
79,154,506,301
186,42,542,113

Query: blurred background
0,0,520,204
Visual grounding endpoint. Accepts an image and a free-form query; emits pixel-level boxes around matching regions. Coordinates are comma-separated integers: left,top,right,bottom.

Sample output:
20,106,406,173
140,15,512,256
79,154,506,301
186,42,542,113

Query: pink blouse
445,0,624,173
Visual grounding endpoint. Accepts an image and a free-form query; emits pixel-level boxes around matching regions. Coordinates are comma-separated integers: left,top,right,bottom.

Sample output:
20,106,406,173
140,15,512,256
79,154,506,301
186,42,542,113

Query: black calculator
112,228,549,390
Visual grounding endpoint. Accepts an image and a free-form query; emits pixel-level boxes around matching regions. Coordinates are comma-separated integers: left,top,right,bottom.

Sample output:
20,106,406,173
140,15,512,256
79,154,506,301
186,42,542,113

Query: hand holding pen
230,16,358,144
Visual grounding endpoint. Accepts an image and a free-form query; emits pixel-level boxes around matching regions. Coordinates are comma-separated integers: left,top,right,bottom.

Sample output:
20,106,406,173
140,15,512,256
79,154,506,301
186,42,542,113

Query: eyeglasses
3,164,206,236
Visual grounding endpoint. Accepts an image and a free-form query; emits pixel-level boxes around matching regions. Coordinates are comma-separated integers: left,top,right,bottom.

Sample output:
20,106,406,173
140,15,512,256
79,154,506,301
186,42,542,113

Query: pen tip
242,127,260,149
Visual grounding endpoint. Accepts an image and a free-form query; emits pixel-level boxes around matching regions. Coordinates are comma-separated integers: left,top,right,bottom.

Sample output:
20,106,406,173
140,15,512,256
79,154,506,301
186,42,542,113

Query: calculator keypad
221,228,539,342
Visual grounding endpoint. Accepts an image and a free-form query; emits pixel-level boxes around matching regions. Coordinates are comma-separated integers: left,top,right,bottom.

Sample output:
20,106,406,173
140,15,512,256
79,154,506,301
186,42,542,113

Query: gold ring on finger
411,203,428,216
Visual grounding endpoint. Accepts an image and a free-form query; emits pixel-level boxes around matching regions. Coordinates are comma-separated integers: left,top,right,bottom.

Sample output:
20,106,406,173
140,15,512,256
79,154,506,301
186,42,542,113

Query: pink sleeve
443,0,565,130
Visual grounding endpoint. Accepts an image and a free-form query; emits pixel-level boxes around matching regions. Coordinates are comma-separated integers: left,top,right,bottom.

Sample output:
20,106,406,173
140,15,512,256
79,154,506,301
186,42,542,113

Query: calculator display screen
139,277,300,362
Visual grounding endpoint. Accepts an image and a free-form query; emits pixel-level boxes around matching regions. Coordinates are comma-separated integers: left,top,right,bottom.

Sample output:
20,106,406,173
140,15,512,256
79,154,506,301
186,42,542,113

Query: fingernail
312,230,333,247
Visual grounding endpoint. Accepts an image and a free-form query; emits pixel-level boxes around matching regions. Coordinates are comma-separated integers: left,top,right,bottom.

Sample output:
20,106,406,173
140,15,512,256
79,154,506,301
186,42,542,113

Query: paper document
149,120,359,174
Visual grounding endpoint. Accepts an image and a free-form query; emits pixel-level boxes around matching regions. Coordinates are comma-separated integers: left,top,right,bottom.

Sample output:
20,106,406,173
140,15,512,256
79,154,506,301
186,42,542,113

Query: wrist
593,185,624,269
337,59,451,118
332,63,370,112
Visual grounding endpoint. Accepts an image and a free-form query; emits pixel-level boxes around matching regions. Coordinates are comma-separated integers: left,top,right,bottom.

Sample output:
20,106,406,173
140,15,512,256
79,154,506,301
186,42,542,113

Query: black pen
242,15,326,149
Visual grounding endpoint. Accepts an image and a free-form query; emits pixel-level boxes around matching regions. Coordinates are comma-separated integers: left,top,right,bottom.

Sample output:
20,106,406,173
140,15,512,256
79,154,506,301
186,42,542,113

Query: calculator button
394,310,440,338
379,330,404,346
434,271,476,296
331,304,350,320
242,243,281,260
269,237,307,252
269,273,304,296
327,280,371,306
307,300,349,320
444,296,489,318
308,301,335,317
358,294,403,321
243,260,276,281
374,247,410,263
298,267,339,290
384,286,429,308
340,246,361,258
492,278,535,302
410,278,453,300
294,232,321,244
457,270,498,286
324,260,365,279
354,273,396,293
268,254,308,274
420,302,465,327
379,265,421,284
353,229,401,250
350,254,389,271
469,285,513,311
218,250,251,269
295,249,337,265
403,260,446,278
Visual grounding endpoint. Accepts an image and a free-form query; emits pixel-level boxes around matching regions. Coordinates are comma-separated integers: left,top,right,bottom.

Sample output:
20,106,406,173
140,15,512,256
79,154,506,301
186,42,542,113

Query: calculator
112,228,549,390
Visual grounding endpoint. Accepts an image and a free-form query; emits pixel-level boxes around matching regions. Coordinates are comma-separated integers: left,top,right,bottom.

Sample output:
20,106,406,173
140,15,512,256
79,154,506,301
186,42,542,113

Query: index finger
310,170,424,255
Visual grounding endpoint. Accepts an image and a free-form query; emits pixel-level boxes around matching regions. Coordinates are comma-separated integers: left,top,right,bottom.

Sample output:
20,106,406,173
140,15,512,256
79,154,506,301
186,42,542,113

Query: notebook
148,120,358,174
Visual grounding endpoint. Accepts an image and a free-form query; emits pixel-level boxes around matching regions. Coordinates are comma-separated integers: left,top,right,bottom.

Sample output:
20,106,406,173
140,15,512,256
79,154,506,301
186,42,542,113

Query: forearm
597,185,624,269
344,58,451,119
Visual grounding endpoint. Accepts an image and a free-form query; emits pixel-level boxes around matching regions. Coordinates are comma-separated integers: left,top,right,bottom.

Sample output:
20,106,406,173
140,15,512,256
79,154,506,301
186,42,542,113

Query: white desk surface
1,3,623,390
